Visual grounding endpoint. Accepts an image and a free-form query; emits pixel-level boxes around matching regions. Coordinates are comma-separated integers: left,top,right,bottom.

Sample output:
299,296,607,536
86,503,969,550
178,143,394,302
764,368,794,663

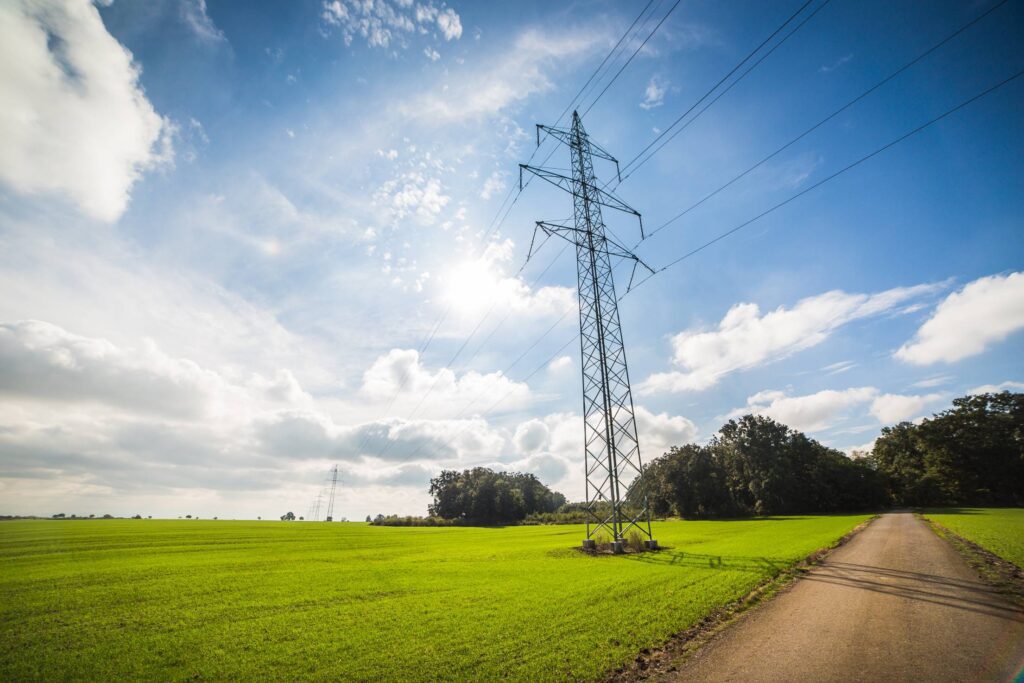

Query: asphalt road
671,512,1024,682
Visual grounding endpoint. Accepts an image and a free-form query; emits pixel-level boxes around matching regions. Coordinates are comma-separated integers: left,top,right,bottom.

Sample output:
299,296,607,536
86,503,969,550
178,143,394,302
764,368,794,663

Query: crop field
923,508,1024,568
1,515,867,681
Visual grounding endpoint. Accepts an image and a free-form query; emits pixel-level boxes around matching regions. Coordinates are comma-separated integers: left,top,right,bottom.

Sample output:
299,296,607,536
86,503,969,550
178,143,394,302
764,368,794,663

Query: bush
370,515,459,527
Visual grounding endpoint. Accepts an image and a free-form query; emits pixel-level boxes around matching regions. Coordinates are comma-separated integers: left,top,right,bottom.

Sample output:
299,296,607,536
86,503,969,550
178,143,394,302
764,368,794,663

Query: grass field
922,508,1024,569
0,515,867,681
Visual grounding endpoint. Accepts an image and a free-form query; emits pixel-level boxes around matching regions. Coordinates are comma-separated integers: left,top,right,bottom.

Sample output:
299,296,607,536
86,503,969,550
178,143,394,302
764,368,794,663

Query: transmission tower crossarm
519,164,640,220
536,123,620,167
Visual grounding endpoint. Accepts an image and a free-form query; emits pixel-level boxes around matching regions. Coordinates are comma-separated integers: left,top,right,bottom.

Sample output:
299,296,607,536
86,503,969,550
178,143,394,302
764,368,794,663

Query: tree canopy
867,391,1023,506
428,468,566,524
635,414,887,518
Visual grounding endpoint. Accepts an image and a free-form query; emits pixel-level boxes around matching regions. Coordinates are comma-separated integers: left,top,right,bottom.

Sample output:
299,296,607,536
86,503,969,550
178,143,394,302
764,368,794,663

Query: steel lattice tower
325,464,338,522
521,112,656,552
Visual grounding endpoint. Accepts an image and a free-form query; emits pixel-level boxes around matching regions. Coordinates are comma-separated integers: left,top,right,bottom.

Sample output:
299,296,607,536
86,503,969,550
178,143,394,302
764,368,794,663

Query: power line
629,66,1024,289
414,64,1024,466
581,0,684,116
616,0,820,180
480,0,662,245
636,0,1014,243
558,0,659,126
358,3,668,458
617,0,833,185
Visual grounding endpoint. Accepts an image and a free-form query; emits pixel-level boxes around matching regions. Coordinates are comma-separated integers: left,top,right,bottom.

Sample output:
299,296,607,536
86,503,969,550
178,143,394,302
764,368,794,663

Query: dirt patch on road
601,516,878,682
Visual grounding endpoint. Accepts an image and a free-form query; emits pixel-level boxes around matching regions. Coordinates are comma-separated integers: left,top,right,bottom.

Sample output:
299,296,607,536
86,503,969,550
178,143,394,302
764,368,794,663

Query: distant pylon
312,490,323,521
325,464,339,522
521,111,656,552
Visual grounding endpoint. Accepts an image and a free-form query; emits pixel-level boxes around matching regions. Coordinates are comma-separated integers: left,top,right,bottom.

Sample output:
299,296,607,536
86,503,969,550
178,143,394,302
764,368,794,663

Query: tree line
867,392,1022,507
634,391,1022,518
391,392,1020,525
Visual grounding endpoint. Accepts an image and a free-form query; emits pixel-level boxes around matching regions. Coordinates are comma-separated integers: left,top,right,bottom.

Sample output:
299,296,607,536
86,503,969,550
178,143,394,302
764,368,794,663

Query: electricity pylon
520,111,656,552
325,464,339,522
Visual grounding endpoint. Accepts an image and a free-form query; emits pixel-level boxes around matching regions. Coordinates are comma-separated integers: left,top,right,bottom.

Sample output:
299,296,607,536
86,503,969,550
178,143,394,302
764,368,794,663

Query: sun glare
443,259,501,313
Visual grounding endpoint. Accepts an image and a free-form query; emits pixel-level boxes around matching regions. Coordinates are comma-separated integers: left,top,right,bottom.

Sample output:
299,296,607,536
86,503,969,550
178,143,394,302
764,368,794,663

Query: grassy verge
0,515,869,681
920,508,1024,606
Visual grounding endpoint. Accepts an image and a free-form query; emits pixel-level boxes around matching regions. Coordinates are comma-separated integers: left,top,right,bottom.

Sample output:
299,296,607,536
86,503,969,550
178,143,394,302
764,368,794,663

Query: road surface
671,512,1024,682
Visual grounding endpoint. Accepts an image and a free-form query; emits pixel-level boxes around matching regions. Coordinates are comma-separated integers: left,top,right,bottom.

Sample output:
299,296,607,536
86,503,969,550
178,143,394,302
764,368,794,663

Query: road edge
601,514,879,682
918,514,1024,607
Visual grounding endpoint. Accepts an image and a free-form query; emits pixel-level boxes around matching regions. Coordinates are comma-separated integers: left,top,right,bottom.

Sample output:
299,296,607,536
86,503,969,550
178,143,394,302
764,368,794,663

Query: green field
1,516,867,680
923,508,1024,568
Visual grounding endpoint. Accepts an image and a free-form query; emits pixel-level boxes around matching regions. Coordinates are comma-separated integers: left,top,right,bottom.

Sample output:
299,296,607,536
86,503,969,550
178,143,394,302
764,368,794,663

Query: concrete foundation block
644,539,659,550
582,539,597,550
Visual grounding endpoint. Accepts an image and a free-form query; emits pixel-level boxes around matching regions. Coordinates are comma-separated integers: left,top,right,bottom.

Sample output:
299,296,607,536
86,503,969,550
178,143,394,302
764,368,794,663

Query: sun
443,258,503,314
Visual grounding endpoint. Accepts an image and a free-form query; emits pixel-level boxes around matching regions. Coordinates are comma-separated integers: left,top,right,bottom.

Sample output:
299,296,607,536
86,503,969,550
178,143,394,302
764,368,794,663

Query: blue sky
0,0,1021,519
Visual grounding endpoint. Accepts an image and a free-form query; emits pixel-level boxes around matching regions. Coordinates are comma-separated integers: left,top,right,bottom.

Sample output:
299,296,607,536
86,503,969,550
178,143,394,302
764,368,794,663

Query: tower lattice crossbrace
521,111,656,550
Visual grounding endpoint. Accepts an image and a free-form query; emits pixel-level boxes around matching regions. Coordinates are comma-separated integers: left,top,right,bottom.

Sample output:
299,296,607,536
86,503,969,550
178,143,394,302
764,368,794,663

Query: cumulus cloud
360,348,530,416
501,406,695,498
869,393,946,424
732,385,947,431
0,320,224,419
0,0,172,221
0,320,316,422
968,380,1024,394
896,272,1024,365
732,387,878,433
0,320,518,514
321,0,461,49
512,419,550,454
635,406,698,457
639,282,943,394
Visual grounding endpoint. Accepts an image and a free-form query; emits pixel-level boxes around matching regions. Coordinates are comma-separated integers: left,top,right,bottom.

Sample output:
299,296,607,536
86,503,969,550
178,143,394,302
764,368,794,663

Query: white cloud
819,54,852,74
424,46,440,61
0,320,225,419
512,419,549,454
869,393,945,424
844,439,876,458
912,375,953,389
375,171,450,222
734,387,878,433
321,0,460,49
548,355,572,372
822,360,856,375
480,170,507,200
639,76,667,109
181,0,226,42
635,406,698,457
967,381,1024,395
402,27,604,122
731,386,947,432
0,0,172,221
435,7,462,41
441,239,575,319
640,283,943,394
360,348,530,417
503,406,696,496
896,272,1024,365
